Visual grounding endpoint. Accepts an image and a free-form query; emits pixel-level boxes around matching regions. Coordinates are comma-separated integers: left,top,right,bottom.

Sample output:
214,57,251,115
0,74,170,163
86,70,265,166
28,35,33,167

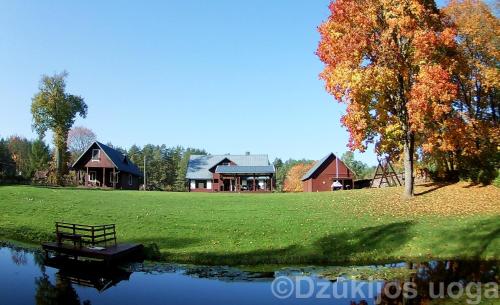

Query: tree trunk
54,145,64,185
403,132,415,199
53,129,68,186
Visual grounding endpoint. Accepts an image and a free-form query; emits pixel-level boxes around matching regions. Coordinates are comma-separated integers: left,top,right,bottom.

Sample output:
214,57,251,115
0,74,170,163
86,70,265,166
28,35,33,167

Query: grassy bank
0,183,499,266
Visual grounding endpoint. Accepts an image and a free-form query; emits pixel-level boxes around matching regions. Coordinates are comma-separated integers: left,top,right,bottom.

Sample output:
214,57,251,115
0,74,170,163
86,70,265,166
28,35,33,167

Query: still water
0,244,498,305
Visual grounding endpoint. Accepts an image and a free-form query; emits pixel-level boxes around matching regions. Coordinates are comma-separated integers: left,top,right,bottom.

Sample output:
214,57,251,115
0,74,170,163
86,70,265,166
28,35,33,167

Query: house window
110,171,119,183
196,180,207,189
213,179,219,184
91,149,100,161
128,174,133,186
89,171,96,182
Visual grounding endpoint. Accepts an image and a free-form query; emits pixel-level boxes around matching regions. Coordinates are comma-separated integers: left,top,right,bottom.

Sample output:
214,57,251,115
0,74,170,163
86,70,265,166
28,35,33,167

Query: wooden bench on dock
42,222,143,264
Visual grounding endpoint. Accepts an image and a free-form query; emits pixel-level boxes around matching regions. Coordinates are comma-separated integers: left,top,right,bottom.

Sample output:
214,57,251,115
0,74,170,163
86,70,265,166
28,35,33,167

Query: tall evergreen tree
7,136,32,178
0,138,15,179
29,139,51,175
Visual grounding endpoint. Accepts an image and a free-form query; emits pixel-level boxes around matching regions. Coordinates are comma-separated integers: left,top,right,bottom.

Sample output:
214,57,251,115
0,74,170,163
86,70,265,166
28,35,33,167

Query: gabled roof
73,141,143,177
186,154,270,180
301,152,357,181
302,153,333,181
215,165,275,175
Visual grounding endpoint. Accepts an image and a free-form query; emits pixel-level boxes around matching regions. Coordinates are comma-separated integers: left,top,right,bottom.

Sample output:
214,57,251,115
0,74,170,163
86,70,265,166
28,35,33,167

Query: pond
0,244,498,305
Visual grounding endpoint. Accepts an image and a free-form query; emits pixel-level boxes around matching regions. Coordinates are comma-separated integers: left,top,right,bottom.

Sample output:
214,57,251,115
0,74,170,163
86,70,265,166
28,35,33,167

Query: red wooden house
72,142,143,190
301,153,354,192
186,154,275,192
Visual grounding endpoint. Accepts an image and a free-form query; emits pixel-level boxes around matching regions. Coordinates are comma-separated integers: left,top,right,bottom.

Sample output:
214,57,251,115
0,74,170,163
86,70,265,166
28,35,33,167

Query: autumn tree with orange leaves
283,163,314,192
317,0,460,198
441,0,499,183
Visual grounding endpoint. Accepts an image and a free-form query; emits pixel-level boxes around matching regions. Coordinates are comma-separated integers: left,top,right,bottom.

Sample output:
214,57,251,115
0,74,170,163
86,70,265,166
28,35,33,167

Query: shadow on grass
138,237,202,259
165,221,415,266
29,185,113,192
0,226,53,245
315,221,415,262
163,244,303,266
427,216,500,259
414,182,455,196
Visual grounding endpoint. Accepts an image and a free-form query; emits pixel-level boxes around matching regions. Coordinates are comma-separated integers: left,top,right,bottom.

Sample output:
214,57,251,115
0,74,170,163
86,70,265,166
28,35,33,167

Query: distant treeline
1,130,374,191
120,144,207,191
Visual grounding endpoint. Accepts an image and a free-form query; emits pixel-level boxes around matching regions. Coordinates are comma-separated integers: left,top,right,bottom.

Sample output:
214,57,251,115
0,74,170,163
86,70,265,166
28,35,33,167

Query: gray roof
301,153,336,181
186,154,271,179
73,141,143,177
215,165,275,175
97,142,143,176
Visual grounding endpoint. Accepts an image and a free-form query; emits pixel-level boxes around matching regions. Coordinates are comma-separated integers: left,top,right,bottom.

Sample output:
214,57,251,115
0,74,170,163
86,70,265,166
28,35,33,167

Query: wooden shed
301,153,354,192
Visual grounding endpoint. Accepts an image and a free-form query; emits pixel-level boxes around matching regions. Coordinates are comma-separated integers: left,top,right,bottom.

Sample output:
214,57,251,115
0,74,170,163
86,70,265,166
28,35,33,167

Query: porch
75,167,119,189
212,165,275,192
217,174,274,192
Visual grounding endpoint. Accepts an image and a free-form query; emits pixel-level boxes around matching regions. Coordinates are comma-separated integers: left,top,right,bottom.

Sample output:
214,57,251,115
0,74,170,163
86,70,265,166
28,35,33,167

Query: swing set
370,156,402,188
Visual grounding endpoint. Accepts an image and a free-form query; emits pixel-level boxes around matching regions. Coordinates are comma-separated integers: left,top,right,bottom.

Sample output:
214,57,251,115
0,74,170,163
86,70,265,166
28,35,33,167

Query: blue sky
0,0,447,165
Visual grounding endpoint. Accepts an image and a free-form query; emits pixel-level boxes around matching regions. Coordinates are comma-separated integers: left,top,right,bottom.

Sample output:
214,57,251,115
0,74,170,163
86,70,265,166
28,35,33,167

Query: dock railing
55,222,117,248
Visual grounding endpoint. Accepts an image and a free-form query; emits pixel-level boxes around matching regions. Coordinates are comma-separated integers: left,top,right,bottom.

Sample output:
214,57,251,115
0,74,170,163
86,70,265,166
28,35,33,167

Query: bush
457,151,499,185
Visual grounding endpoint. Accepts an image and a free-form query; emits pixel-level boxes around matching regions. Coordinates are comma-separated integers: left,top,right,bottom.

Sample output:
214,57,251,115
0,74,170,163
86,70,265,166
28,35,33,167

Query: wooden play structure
370,157,403,188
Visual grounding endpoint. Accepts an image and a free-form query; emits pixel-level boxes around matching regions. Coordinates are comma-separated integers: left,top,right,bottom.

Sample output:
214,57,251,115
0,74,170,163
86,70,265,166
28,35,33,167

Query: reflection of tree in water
35,275,91,305
10,249,28,266
376,260,500,305
33,251,47,274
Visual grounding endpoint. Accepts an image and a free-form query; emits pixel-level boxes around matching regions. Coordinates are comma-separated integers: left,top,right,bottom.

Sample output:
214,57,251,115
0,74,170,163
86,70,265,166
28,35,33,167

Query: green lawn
0,184,499,266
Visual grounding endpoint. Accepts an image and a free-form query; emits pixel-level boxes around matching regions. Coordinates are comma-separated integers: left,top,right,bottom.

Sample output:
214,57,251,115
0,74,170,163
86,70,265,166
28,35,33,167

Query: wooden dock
42,242,143,263
42,222,143,264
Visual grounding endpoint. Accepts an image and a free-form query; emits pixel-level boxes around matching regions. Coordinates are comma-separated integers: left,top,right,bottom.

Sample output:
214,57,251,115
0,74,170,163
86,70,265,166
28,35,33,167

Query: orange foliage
440,0,500,157
283,163,314,192
317,0,459,156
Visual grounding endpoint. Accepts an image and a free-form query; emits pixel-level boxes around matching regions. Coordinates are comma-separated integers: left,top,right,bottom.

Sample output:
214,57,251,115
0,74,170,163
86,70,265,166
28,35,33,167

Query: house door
223,179,234,191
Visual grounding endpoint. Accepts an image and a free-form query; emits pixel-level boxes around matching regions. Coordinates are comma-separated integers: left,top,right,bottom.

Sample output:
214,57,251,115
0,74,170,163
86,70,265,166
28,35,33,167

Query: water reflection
376,261,500,304
35,275,91,305
44,257,132,292
10,248,28,266
0,244,498,305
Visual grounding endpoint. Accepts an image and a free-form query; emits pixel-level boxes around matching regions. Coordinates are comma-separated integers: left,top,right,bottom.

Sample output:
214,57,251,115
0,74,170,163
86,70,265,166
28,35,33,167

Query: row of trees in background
273,158,314,192
126,145,207,191
0,128,93,183
0,130,208,191
1,132,375,192
0,136,51,181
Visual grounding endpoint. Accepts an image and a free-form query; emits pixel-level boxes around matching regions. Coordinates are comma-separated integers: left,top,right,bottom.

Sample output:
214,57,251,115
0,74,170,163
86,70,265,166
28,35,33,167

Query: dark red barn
301,153,354,192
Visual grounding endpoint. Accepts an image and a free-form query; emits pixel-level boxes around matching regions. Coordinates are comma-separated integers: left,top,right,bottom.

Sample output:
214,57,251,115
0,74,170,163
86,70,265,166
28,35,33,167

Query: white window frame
91,149,100,161
89,171,97,182
128,174,133,186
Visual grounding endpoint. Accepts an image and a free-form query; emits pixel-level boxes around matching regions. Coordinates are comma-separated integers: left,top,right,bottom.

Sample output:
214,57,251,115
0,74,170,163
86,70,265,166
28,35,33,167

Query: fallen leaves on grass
368,182,500,217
